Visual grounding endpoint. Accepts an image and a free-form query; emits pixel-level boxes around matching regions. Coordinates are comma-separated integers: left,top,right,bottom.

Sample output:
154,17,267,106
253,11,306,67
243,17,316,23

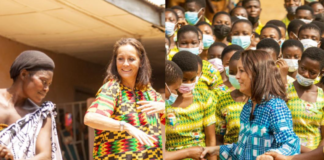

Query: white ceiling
0,0,165,66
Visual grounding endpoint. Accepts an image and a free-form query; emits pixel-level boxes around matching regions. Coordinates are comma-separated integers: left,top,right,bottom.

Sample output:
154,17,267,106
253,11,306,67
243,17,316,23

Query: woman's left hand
137,101,165,115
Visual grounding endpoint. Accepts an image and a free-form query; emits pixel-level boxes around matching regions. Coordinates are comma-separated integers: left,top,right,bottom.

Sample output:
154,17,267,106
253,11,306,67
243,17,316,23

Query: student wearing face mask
171,6,188,29
257,38,294,85
282,39,304,79
286,47,324,153
196,22,216,60
242,0,264,34
166,8,180,61
184,0,210,26
165,60,208,160
283,0,302,28
212,12,232,46
309,2,324,21
166,51,217,160
211,45,244,96
230,6,249,20
230,19,254,49
287,19,306,40
260,24,283,48
177,25,223,91
298,23,322,50
296,5,315,24
200,50,300,159
267,20,288,42
207,42,227,60
215,51,247,146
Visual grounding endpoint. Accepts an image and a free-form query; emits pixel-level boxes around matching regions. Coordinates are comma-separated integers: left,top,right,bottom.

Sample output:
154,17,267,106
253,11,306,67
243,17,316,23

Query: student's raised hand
125,123,157,147
276,59,289,84
177,19,188,29
0,145,13,160
137,101,165,115
200,146,220,159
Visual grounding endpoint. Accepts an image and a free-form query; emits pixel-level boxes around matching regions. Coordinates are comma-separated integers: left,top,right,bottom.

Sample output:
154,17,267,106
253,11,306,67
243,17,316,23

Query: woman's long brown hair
104,38,152,90
241,50,287,103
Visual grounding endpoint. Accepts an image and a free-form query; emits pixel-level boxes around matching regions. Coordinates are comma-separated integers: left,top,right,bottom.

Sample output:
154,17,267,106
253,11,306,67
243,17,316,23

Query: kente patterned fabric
165,88,216,160
196,60,223,91
215,91,245,144
0,101,62,160
286,83,324,149
86,79,164,160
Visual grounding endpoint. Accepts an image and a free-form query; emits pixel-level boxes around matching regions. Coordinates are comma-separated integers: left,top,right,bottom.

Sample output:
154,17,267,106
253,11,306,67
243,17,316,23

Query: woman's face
236,58,252,96
116,45,141,82
298,57,321,79
22,70,53,105
178,31,200,48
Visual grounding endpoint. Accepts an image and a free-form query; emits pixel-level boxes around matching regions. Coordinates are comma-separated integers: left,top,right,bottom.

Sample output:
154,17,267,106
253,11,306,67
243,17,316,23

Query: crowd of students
164,0,324,159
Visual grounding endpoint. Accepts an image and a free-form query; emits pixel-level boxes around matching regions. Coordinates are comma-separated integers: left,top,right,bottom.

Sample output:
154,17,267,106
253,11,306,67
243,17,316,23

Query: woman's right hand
125,123,157,147
0,145,13,160
200,146,220,159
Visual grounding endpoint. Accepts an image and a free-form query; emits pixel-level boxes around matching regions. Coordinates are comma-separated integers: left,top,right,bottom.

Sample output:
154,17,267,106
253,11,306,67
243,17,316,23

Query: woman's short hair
104,38,151,89
241,50,287,103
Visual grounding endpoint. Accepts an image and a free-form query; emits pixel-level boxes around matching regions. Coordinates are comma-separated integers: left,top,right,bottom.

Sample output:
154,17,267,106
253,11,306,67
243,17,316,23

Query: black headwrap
10,50,55,79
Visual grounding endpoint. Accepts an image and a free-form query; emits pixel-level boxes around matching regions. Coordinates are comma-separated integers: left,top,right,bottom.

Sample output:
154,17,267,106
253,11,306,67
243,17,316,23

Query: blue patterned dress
219,98,300,160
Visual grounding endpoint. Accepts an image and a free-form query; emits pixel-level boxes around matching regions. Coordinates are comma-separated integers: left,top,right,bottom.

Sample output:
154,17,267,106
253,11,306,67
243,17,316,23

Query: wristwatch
120,121,126,131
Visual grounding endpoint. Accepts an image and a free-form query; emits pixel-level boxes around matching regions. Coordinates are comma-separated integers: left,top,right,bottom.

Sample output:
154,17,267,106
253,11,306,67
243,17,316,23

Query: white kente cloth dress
0,101,62,160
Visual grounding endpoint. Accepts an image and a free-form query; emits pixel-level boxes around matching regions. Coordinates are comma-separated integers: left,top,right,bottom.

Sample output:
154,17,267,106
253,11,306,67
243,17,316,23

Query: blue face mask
280,39,285,48
165,83,178,105
185,8,202,25
225,66,229,77
203,34,215,49
165,22,176,37
229,74,240,89
178,45,200,55
231,35,251,49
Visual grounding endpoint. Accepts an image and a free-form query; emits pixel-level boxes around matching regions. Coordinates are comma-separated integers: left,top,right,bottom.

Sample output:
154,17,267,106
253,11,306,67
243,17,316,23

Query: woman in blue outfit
200,50,300,160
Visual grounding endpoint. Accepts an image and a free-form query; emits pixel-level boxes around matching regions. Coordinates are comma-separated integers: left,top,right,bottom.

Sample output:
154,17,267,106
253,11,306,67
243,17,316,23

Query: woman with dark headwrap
0,50,62,160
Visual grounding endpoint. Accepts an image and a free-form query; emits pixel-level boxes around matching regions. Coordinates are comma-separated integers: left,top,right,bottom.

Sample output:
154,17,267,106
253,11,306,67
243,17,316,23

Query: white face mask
296,72,317,87
299,18,313,24
300,39,318,50
283,59,298,72
236,15,248,20
165,22,177,37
